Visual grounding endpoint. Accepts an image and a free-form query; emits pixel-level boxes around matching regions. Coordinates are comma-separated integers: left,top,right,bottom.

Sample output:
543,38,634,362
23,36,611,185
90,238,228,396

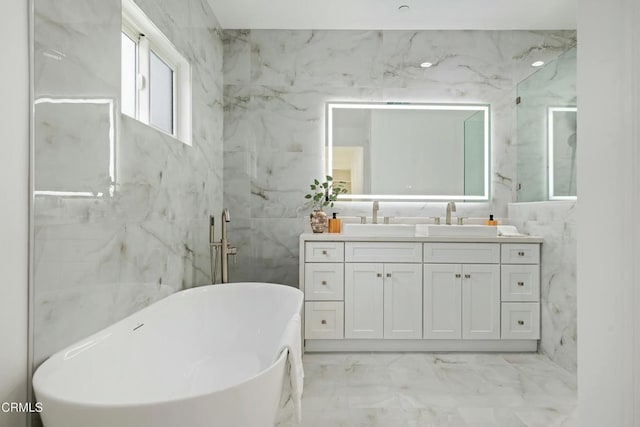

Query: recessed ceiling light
531,61,545,67
398,4,410,11
420,62,433,68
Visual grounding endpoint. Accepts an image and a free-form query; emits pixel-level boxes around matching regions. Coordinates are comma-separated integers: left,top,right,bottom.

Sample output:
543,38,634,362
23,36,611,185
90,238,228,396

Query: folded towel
277,313,304,423
497,225,525,237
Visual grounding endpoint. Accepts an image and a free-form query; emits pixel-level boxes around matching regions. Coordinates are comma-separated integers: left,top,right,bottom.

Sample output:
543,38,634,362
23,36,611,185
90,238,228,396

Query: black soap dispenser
485,214,498,226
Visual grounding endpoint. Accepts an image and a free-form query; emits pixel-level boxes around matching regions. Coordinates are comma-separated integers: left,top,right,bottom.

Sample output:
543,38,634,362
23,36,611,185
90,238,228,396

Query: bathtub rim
34,349,290,410
33,282,302,408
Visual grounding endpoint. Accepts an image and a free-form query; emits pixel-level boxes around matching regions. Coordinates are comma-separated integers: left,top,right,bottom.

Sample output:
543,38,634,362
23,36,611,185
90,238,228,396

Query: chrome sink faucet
372,200,380,224
445,201,456,225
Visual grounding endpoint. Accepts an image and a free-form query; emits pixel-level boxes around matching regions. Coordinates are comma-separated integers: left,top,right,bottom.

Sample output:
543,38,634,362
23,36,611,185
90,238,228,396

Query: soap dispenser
485,214,498,226
328,213,342,233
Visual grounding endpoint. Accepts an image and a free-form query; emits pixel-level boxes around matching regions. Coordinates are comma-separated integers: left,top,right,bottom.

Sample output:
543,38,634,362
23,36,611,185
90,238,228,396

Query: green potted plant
304,176,347,233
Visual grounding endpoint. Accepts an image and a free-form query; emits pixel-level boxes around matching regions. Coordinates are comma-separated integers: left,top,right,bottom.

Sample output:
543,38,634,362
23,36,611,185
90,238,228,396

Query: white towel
498,225,526,237
277,313,304,423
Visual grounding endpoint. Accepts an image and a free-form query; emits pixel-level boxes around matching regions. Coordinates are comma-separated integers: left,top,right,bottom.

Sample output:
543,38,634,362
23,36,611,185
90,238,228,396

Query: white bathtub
33,282,303,427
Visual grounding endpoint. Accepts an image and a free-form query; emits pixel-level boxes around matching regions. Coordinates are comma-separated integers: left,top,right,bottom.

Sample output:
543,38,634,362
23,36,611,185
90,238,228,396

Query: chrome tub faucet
210,208,237,284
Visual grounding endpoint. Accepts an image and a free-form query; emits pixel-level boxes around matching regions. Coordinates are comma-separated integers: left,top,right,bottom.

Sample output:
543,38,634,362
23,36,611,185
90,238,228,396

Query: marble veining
222,29,578,376
509,202,577,373
223,29,576,286
33,0,223,366
276,352,576,426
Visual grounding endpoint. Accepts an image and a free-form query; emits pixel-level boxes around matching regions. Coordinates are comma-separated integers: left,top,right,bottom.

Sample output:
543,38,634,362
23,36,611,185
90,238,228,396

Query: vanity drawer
501,244,540,264
305,301,344,339
501,265,540,302
305,242,344,263
304,263,344,301
423,243,500,264
501,302,540,340
345,242,422,263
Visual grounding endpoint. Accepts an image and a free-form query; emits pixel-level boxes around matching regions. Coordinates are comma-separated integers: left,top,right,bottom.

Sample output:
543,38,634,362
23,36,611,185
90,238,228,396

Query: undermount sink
421,224,498,237
342,223,416,237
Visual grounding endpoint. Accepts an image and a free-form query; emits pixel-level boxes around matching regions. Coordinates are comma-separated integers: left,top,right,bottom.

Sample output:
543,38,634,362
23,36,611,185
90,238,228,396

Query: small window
149,50,174,134
121,32,137,118
121,0,191,144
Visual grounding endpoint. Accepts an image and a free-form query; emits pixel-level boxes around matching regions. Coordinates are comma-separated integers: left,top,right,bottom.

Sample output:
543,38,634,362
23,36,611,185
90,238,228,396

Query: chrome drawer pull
517,281,525,287
518,251,525,256
517,320,525,325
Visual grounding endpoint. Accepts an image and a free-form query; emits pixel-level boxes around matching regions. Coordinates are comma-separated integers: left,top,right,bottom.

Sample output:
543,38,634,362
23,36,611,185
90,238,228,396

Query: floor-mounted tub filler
33,282,304,427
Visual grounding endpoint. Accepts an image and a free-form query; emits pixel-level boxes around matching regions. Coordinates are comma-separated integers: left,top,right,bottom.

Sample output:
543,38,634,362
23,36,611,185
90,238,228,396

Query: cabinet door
304,302,344,339
501,302,540,340
304,263,344,301
462,264,500,339
344,263,384,339
423,264,462,339
383,263,423,339
501,265,540,302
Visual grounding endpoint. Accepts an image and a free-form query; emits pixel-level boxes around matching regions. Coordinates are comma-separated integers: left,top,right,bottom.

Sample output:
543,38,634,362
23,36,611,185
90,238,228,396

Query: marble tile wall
222,30,576,285
33,0,223,366
508,201,577,373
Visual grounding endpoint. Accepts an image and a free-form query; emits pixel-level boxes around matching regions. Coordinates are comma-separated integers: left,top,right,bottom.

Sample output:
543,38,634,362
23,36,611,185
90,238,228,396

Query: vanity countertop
300,233,543,244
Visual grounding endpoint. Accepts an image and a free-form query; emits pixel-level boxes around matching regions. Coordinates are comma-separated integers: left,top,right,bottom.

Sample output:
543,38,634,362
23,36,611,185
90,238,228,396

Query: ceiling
206,0,577,31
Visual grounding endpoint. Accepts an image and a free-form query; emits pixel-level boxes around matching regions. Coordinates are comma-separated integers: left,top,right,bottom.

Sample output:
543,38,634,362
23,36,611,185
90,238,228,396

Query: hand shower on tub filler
209,209,237,284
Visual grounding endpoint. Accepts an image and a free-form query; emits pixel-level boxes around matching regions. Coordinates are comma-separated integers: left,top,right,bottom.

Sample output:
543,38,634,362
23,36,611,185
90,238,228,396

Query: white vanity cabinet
300,234,542,352
303,242,345,340
383,263,423,339
344,263,383,339
344,242,423,339
344,262,423,339
462,264,500,339
423,264,462,339
500,244,541,340
423,243,500,340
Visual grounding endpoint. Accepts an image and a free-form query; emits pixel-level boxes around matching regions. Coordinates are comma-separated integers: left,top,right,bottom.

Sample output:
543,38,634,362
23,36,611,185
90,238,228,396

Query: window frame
121,0,192,145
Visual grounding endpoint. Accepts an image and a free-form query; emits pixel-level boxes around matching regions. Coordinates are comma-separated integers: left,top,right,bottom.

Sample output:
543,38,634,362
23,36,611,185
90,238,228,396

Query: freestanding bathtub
33,282,303,427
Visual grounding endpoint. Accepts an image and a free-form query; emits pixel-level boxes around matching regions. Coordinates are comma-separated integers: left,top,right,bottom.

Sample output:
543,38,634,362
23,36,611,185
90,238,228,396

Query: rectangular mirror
548,106,577,200
326,102,490,201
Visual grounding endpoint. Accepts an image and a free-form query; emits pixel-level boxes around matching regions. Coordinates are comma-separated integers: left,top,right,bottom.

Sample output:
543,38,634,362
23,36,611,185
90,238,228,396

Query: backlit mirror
326,102,490,201
548,106,577,200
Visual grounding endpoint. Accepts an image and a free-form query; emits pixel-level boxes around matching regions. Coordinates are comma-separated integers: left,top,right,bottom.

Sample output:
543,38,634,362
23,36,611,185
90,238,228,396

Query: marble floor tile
277,352,576,427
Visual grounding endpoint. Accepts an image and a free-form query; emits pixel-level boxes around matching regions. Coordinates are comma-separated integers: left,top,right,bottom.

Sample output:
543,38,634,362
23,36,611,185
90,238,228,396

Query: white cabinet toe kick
300,235,542,352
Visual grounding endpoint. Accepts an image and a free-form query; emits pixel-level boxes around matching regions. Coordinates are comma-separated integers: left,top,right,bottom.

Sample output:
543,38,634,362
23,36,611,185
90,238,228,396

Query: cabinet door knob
322,250,328,255
517,281,525,287
377,273,382,277
517,320,524,325
455,273,461,278
518,251,525,256
321,319,327,325
386,273,392,278
321,280,327,285
464,274,471,279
